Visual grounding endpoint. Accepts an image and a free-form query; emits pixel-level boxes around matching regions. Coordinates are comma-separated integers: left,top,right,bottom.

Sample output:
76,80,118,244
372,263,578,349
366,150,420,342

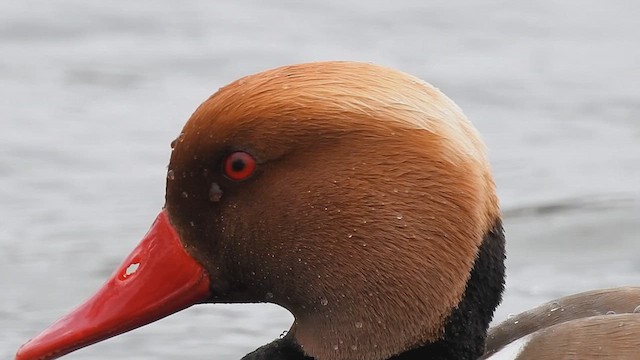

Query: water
1,1,639,359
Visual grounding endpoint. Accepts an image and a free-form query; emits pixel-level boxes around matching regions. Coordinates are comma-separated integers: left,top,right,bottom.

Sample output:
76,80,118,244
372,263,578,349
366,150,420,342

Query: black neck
242,221,506,360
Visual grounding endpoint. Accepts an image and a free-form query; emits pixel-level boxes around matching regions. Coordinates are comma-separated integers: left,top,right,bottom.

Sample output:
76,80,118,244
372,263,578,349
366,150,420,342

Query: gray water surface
2,1,639,359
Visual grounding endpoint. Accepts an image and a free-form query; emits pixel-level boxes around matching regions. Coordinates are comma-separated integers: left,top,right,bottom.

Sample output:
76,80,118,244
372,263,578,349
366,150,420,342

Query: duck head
17,61,504,360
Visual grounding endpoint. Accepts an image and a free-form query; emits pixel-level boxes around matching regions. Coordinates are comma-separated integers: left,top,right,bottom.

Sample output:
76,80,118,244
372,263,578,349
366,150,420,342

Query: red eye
223,151,256,181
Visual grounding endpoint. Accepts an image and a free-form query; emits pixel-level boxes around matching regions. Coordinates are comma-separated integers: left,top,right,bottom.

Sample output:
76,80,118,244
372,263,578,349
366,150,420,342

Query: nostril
120,255,142,280
124,263,140,276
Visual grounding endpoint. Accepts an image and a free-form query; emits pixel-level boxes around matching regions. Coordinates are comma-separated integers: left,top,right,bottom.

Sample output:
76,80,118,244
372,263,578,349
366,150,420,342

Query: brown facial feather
165,61,499,360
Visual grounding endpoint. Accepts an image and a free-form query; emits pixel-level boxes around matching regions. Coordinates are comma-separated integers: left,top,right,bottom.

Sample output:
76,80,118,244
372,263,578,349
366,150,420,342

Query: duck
15,61,640,360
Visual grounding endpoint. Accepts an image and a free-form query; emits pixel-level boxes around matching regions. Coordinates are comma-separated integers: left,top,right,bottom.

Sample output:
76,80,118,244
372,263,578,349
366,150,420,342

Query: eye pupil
224,151,256,181
231,159,245,172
